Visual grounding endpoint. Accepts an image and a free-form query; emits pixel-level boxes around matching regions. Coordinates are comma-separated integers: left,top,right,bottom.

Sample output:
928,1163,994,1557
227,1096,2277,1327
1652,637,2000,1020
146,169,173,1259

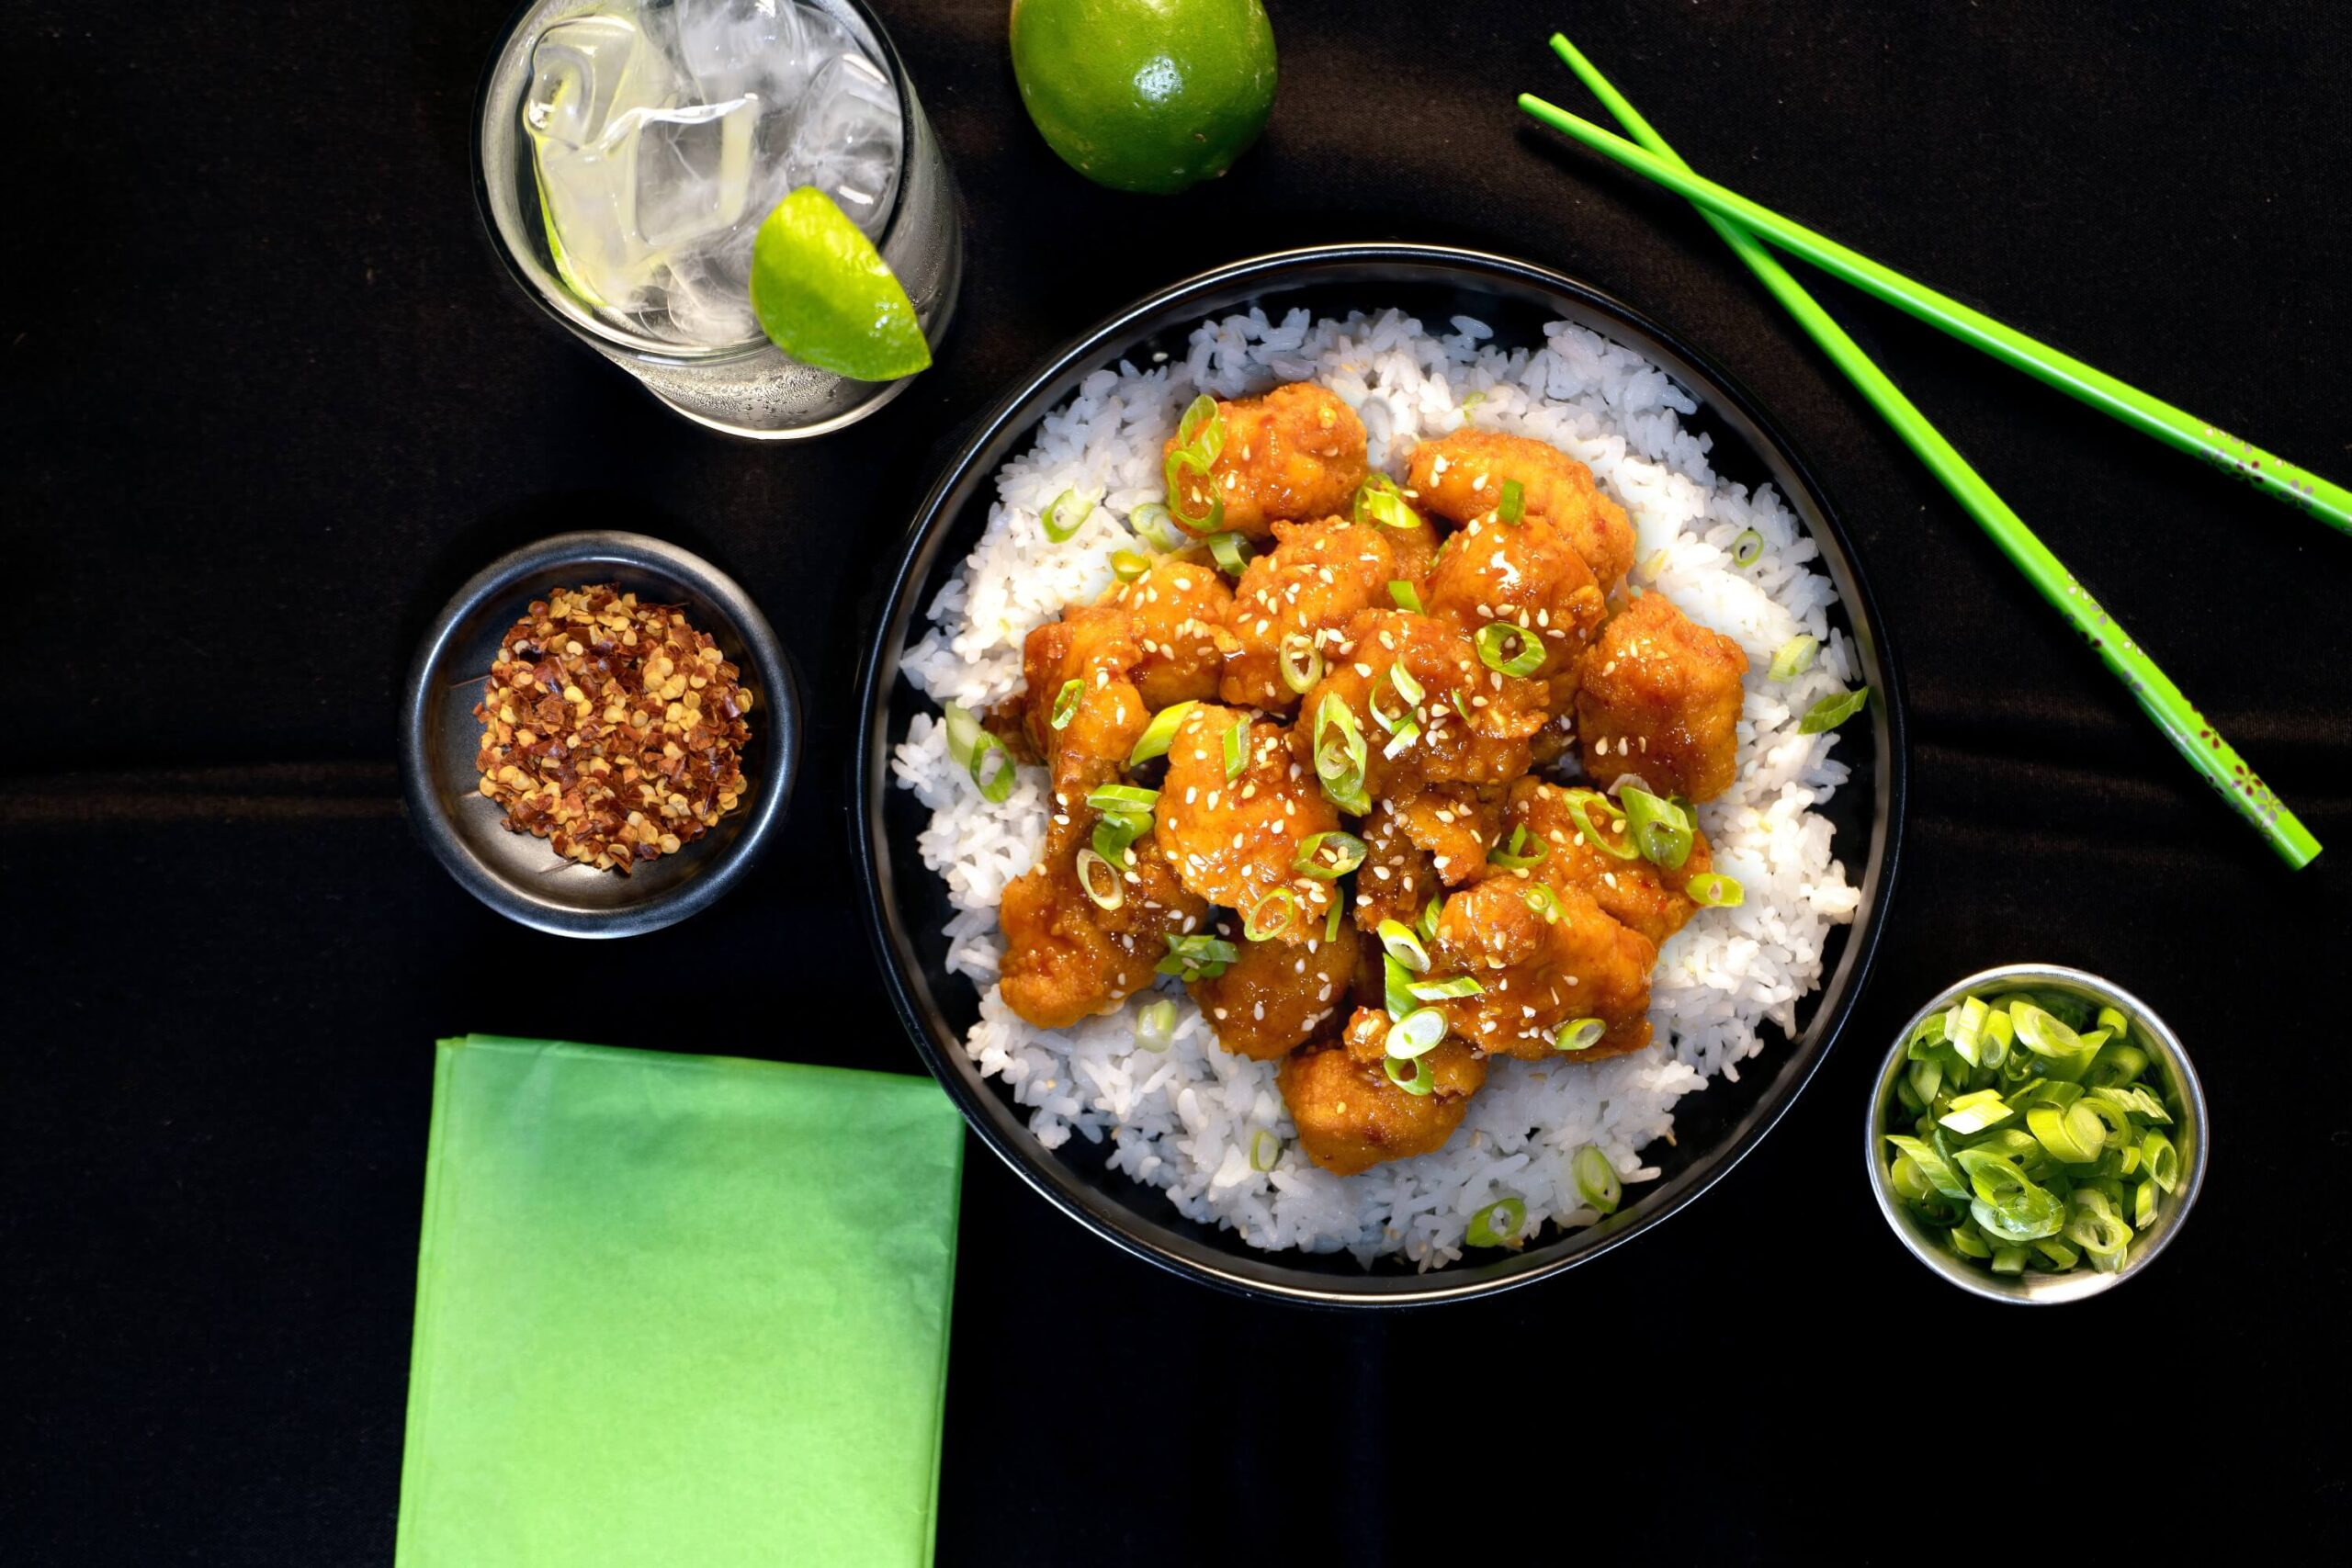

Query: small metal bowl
400,530,798,938
1866,963,2208,1303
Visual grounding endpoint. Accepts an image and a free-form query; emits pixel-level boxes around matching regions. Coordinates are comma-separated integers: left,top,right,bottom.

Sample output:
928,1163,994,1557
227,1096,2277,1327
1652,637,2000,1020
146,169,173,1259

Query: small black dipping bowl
401,530,798,938
855,244,1906,1304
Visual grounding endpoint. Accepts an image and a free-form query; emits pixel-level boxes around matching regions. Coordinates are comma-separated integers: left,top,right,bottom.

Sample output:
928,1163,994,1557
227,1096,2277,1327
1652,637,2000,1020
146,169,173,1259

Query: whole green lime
1009,0,1277,195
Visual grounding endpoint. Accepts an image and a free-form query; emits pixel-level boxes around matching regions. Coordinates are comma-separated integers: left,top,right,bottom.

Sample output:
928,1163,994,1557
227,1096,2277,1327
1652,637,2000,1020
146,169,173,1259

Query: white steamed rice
892,306,1862,1269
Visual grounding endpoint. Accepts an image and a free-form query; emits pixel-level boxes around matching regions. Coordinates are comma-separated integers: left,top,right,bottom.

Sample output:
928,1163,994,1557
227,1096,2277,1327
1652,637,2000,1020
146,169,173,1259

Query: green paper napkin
397,1035,963,1568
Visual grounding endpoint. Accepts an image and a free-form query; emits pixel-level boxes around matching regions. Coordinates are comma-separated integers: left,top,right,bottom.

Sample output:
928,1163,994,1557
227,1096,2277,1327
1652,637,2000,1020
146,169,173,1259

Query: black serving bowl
402,530,799,938
855,243,1906,1304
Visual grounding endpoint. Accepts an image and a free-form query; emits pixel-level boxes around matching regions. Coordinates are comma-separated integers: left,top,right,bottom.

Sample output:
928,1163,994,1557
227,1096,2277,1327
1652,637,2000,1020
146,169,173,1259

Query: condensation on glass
476,0,962,438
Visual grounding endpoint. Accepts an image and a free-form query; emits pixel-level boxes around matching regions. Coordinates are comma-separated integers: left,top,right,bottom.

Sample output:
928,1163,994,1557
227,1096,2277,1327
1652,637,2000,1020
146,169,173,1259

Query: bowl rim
1864,962,2210,1304
399,528,799,938
854,242,1908,1305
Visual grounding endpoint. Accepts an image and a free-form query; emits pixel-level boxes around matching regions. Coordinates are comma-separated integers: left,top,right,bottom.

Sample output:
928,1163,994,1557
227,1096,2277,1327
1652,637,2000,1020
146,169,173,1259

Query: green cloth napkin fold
397,1035,963,1568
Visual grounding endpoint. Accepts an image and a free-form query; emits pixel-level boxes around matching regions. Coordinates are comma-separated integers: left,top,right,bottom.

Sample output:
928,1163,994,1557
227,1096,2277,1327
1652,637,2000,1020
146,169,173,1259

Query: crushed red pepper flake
473,584,752,873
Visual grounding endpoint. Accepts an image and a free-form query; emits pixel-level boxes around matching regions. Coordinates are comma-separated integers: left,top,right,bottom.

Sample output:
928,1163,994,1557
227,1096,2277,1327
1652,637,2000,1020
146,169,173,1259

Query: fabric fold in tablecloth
396,1034,963,1568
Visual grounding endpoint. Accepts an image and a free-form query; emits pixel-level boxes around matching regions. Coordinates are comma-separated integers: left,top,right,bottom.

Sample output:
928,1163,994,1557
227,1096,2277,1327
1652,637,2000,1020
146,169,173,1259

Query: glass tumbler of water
474,0,963,438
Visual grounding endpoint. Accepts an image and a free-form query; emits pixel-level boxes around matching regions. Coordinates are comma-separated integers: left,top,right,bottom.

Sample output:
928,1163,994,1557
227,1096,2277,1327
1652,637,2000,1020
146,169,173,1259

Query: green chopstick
1516,91,2352,537
1531,36,2320,869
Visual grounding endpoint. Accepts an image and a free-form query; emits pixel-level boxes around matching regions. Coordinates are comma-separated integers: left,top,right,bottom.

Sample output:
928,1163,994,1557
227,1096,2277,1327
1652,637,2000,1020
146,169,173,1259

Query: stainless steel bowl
1866,963,2208,1303
401,530,799,938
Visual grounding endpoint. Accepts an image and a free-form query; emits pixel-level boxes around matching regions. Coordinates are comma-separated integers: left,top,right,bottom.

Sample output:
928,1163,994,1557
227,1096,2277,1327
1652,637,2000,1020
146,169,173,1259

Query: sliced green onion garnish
2064,1188,2132,1260
1618,786,1693,870
1384,1052,1434,1096
2088,1083,2170,1124
1465,1196,1525,1247
1474,620,1544,678
1126,700,1198,767
2025,1102,2106,1165
1889,982,2181,1279
1388,661,1426,709
969,732,1014,802
1684,872,1743,908
1133,997,1177,1053
1155,932,1238,981
943,701,985,766
1946,995,1989,1067
1351,472,1416,530
1497,478,1524,525
1521,884,1560,922
1294,830,1367,879
1388,580,1423,614
1566,790,1638,861
1128,501,1180,551
1042,487,1098,543
1376,918,1430,973
1075,848,1123,910
1091,810,1148,865
1487,823,1549,871
1418,893,1443,943
1383,953,1416,1021
2086,1042,2152,1089
1380,718,1420,760
1768,634,1818,681
1730,527,1763,567
1312,694,1371,812
1222,718,1248,780
1176,393,1225,462
1798,686,1871,734
2032,1236,2081,1270
1086,784,1159,814
1572,1145,1622,1213
1883,1134,1969,1201
1242,888,1295,942
1554,1017,1605,1053
1279,635,1325,694
1049,678,1083,731
1204,532,1250,576
1408,974,1483,1001
1989,1246,2028,1275
1460,389,1487,411
1164,446,1224,534
1937,1089,2013,1135
1110,548,1151,582
1324,898,1344,943
1249,1128,1281,1173
1385,1007,1447,1060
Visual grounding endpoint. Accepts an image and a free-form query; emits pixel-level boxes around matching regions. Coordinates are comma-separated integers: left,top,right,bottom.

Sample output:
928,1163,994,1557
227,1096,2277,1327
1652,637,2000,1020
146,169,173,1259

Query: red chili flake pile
473,584,752,872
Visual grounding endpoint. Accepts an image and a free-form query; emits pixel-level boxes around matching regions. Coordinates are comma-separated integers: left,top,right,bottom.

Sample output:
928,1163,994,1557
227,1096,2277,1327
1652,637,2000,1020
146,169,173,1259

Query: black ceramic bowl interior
402,530,799,938
856,244,1906,1304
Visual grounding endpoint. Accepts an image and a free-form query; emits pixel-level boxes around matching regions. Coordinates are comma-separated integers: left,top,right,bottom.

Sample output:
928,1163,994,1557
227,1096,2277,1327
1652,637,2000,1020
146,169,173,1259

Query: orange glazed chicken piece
998,835,1208,1031
1419,875,1656,1063
1189,924,1361,1060
1278,1008,1488,1176
1110,558,1232,709
1576,590,1749,803
1294,610,1549,800
1500,777,1713,950
1019,603,1148,849
1153,704,1340,940
1406,428,1637,590
1218,517,1407,712
1165,383,1369,538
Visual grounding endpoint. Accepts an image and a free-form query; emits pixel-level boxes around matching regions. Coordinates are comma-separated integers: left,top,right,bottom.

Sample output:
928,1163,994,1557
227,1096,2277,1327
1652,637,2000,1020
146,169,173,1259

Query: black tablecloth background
9,1,2348,1557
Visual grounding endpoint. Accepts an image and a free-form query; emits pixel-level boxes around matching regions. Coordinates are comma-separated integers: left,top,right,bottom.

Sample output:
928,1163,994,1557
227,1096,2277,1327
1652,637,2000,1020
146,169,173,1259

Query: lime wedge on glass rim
748,186,932,381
